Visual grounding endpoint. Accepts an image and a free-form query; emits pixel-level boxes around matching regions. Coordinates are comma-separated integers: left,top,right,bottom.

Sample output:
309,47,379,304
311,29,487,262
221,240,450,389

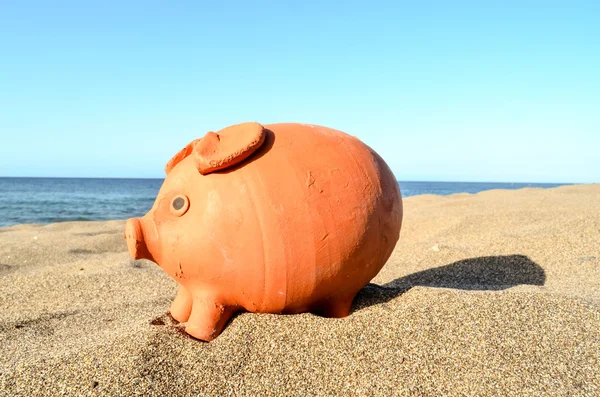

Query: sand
1,184,599,396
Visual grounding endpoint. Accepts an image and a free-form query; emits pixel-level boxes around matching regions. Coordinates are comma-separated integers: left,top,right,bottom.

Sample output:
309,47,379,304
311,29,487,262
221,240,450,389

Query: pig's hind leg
312,294,355,318
185,294,236,341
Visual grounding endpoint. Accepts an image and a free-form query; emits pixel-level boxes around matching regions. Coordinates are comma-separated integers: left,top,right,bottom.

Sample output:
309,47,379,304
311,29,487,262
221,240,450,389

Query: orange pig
124,122,402,341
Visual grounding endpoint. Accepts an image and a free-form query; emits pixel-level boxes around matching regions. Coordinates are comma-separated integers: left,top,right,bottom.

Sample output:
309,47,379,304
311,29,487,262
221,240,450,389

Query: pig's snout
125,218,154,262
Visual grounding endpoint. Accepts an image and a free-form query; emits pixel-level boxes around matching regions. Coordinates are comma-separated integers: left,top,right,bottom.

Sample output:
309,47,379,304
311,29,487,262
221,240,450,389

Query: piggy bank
124,122,402,341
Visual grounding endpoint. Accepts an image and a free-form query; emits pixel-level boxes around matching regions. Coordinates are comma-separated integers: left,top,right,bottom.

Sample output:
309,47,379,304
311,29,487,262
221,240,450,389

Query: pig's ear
193,122,267,175
164,139,202,175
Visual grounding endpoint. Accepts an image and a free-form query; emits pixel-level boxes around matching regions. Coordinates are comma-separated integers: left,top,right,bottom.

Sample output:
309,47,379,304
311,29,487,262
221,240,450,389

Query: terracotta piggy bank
124,122,402,341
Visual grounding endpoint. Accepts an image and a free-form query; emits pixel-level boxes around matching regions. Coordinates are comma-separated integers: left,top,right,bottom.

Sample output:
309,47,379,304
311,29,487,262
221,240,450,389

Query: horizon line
0,175,585,185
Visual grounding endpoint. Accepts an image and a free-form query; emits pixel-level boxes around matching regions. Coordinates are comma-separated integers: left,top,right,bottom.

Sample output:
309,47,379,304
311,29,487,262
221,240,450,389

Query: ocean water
0,177,569,228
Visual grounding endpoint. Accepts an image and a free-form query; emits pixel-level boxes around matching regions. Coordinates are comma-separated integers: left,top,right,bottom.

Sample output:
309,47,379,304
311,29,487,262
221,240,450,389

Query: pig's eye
170,195,189,217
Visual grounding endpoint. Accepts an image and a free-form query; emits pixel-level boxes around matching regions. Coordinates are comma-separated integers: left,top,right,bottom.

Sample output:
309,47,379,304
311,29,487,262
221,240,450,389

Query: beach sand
1,184,599,396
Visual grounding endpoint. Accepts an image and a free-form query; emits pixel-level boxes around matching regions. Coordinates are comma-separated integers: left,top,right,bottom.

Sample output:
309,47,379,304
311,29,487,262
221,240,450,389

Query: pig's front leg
185,294,235,341
170,285,193,323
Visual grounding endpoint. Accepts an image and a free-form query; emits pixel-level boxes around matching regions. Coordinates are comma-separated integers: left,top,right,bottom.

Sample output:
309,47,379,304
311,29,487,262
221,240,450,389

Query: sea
0,177,570,228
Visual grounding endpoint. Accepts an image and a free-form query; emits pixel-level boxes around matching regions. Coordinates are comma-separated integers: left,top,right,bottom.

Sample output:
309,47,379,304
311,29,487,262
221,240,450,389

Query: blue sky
0,1,598,183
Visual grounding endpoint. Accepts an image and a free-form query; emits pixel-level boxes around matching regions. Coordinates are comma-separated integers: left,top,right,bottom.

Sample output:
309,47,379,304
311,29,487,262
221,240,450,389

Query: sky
0,1,598,183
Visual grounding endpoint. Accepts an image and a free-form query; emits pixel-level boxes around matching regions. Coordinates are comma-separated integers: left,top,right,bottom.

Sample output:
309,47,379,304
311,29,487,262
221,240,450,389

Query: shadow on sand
353,254,546,312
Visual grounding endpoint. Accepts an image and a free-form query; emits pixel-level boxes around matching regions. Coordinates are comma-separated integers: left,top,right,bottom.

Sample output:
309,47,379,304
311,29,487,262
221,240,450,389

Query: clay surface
125,122,402,341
